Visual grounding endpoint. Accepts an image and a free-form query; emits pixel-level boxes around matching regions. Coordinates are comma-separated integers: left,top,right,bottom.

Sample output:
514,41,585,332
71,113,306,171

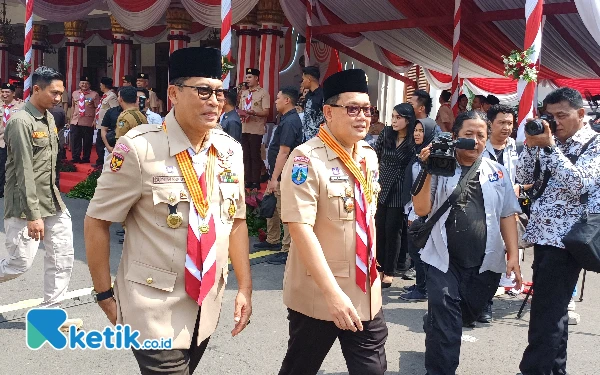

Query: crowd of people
0,45,598,375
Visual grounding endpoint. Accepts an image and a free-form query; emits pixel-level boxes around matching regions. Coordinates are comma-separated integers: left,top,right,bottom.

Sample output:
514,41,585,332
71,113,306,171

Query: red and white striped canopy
281,0,600,94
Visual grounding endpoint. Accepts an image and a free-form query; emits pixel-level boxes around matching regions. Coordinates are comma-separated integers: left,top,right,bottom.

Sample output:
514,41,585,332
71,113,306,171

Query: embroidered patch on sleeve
293,156,310,163
32,131,49,138
291,163,308,185
110,152,125,172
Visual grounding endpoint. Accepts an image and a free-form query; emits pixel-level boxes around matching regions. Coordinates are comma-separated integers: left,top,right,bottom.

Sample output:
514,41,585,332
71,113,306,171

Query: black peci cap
1,82,15,91
100,77,113,87
245,68,260,77
122,75,135,83
169,47,222,81
322,69,369,102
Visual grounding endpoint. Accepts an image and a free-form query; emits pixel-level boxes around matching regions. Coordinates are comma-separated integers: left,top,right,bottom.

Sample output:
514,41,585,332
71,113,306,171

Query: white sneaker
568,311,580,325
568,298,576,312
60,318,83,333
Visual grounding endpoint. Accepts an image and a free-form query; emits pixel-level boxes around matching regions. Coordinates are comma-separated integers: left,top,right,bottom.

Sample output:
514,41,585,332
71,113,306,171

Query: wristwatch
91,287,114,303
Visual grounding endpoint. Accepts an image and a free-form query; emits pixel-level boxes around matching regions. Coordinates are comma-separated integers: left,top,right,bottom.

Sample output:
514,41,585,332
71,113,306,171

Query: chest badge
166,203,183,229
219,169,239,183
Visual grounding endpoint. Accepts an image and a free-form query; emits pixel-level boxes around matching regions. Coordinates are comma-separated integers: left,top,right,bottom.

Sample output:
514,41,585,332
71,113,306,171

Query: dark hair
458,93,467,101
474,95,487,104
31,66,63,90
136,87,149,98
412,89,432,115
486,95,500,105
225,89,237,106
487,104,514,123
440,90,451,102
384,103,416,149
324,94,339,106
302,66,320,81
280,86,299,105
543,87,584,110
118,86,138,104
452,110,490,137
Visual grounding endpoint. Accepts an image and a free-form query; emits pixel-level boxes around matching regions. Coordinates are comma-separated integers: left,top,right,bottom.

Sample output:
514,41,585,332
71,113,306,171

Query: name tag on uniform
153,176,185,184
330,175,349,182
32,131,48,138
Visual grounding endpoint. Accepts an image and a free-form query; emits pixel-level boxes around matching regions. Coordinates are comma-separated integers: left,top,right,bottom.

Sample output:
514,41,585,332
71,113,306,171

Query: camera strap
531,134,598,201
421,156,482,227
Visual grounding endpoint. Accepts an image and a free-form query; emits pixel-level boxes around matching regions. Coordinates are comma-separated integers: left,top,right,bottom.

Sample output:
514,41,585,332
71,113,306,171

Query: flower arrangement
16,59,31,78
502,47,538,82
222,56,234,76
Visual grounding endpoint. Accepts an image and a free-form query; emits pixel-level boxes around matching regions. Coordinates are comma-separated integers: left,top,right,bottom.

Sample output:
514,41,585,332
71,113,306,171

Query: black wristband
93,287,114,302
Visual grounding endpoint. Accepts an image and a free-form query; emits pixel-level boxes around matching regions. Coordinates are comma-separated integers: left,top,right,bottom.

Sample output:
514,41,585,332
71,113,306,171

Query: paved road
0,196,599,375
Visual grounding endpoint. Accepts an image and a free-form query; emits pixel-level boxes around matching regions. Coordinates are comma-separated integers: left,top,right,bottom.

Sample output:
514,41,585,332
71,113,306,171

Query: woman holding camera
412,111,522,375
374,103,415,287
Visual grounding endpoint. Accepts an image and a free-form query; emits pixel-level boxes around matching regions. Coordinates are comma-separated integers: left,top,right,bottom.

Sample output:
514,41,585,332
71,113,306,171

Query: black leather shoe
477,301,493,323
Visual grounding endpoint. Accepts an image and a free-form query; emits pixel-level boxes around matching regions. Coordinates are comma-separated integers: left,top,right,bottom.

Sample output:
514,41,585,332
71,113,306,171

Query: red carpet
59,148,99,193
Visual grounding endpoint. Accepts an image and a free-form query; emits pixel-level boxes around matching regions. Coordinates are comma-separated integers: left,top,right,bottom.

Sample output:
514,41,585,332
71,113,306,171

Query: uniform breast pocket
32,136,51,168
218,184,239,224
326,184,353,221
151,186,190,228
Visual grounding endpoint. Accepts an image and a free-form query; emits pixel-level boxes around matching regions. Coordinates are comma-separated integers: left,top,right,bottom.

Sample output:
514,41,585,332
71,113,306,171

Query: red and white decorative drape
258,25,283,121
236,25,259,85
112,34,132,87
65,37,84,103
450,0,462,112
23,0,33,102
221,0,232,88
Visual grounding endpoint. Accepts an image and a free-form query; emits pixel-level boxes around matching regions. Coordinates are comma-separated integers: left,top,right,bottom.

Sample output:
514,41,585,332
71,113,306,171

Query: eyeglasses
329,104,373,117
176,84,227,102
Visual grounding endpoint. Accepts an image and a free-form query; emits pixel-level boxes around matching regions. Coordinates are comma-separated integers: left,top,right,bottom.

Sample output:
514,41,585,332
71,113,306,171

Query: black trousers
279,308,388,375
424,262,501,375
375,204,405,275
241,133,262,185
95,129,105,165
0,146,6,196
407,235,427,294
519,245,582,375
70,124,94,162
132,311,209,375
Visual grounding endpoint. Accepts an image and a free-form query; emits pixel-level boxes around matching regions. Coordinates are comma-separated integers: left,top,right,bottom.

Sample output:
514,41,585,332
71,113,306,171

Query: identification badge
330,175,349,182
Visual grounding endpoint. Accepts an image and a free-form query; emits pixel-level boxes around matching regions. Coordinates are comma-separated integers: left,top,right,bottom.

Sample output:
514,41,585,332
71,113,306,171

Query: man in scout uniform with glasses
277,69,387,375
84,47,252,374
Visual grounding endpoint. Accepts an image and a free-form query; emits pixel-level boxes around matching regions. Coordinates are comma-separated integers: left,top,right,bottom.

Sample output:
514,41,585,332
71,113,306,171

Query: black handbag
258,193,277,219
409,157,482,248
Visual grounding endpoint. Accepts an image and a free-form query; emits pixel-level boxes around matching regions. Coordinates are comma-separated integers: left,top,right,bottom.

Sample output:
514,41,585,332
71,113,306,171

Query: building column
111,15,132,87
235,8,259,86
31,24,48,72
64,20,87,104
257,0,284,122
166,7,192,110
0,40,8,84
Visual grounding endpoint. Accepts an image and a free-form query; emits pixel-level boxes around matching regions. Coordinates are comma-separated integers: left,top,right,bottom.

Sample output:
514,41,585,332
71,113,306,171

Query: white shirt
145,109,162,125
405,160,421,222
483,137,519,185
419,158,521,274
516,125,600,248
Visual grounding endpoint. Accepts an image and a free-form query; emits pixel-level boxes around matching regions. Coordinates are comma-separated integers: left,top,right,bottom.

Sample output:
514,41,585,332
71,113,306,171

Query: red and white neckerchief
95,93,107,123
182,146,218,306
242,90,253,123
354,166,378,293
78,91,89,116
3,103,14,126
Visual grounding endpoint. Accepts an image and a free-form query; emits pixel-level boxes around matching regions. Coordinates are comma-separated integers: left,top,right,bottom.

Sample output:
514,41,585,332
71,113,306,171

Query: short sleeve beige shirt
238,86,270,135
86,110,246,349
96,90,119,127
280,126,382,322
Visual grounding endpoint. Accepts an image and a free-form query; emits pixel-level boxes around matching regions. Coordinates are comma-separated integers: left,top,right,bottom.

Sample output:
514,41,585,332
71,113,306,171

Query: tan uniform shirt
238,86,270,135
0,99,25,148
115,109,148,139
148,90,159,112
70,89,100,127
86,110,246,349
281,126,382,321
436,103,454,132
4,102,65,220
96,90,119,128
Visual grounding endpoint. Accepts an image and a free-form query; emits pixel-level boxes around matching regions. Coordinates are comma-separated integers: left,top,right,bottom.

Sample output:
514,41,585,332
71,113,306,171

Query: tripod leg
517,286,534,319
578,270,586,302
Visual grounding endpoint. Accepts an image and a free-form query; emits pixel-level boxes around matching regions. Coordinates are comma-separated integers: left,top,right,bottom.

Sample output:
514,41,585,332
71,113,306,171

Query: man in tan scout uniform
94,77,119,167
238,68,270,191
115,86,147,139
0,82,25,197
136,73,160,114
70,75,100,163
0,68,79,329
278,69,387,375
85,47,252,374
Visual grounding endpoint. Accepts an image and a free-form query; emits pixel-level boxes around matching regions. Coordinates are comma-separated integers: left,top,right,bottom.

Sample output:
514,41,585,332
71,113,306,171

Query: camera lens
525,119,544,136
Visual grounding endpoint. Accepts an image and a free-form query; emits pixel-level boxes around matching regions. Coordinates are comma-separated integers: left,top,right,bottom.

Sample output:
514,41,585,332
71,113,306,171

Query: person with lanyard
412,111,522,375
219,90,242,142
277,69,387,375
300,65,325,142
93,77,118,168
84,47,252,374
435,90,454,132
399,117,437,302
373,103,416,287
0,67,81,329
69,75,100,163
238,68,270,194
0,82,25,197
258,86,303,264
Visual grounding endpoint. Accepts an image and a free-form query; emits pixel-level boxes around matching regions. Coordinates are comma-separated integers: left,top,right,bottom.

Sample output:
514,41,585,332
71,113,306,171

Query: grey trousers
0,210,74,307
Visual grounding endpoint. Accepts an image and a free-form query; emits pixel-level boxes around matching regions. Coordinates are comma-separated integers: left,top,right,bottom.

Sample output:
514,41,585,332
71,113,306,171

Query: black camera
428,132,476,177
138,95,146,112
524,114,557,136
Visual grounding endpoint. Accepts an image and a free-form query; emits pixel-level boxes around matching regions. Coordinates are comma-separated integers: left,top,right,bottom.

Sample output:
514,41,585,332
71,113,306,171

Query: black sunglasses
176,84,227,101
329,104,373,117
